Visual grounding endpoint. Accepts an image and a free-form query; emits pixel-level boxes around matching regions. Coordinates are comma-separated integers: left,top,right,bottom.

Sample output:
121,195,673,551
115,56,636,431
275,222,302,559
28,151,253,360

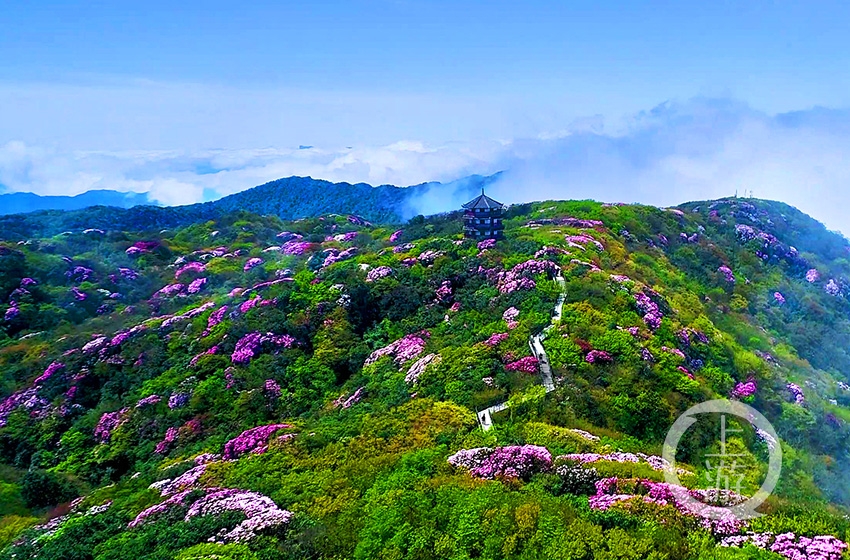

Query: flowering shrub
364,332,429,366
243,257,264,272
185,488,294,543
263,379,282,399
787,382,805,405
505,356,539,373
565,234,604,251
484,332,509,346
558,452,690,475
187,277,207,294
152,283,184,299
223,424,294,460
718,265,735,283
448,445,553,480
477,238,496,251
389,230,403,243
825,279,840,296
207,305,228,329
168,392,190,409
155,427,179,454
333,386,365,408
720,532,847,560
633,292,662,330
94,408,130,443
806,268,820,283
135,394,161,408
366,266,393,282
175,261,206,278
585,350,613,363
434,280,452,302
589,477,744,534
281,240,312,255
34,362,64,385
773,292,786,305
404,353,441,385
730,380,757,399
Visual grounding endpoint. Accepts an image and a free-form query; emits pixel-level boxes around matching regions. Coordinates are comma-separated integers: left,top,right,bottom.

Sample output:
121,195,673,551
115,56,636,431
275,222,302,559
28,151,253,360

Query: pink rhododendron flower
187,277,207,294
175,261,206,279
585,350,613,363
805,268,820,283
505,356,539,373
243,257,264,272
94,408,130,443
484,333,509,346
34,362,64,385
366,266,394,282
389,230,403,243
448,446,552,480
718,265,735,283
223,424,294,460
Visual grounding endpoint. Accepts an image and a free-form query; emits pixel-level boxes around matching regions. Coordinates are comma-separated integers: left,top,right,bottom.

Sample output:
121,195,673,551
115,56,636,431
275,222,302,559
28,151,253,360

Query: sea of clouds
1,95,849,233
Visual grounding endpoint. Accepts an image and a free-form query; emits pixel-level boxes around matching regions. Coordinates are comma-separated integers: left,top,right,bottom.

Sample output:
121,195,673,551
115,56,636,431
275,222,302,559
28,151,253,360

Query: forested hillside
0,174,500,239
1,197,849,559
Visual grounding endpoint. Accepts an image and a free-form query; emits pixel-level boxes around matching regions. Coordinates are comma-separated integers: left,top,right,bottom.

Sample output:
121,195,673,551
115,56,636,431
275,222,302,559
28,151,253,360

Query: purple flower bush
434,280,452,302
207,305,228,329
34,361,64,385
364,332,429,367
448,445,553,480
404,353,441,385
389,229,403,243
633,292,663,330
184,488,294,543
223,424,294,460
825,279,840,296
281,240,312,255
333,386,365,409
720,532,847,560
484,332,509,346
263,379,282,399
94,408,130,443
718,265,735,283
477,238,496,251
730,380,757,400
806,268,820,283
243,257,264,272
175,261,206,279
773,292,786,305
187,277,207,294
589,477,744,535
505,356,539,373
152,283,184,299
135,394,161,408
366,266,393,282
787,382,805,405
565,234,604,251
168,392,190,409
585,350,613,364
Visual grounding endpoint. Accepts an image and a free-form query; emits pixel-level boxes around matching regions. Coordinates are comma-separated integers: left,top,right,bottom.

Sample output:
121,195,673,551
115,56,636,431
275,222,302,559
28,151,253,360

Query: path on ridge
477,273,565,430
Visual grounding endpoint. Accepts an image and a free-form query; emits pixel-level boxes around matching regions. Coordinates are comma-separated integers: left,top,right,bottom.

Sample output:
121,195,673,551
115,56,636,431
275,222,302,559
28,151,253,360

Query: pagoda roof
462,190,505,210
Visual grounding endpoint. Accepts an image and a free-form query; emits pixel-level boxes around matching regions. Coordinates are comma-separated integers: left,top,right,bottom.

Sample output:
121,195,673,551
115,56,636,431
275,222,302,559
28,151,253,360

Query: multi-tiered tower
462,189,506,239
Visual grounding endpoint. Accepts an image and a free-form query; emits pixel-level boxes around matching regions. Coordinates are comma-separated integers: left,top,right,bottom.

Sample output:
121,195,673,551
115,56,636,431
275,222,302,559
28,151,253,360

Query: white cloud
1,98,850,234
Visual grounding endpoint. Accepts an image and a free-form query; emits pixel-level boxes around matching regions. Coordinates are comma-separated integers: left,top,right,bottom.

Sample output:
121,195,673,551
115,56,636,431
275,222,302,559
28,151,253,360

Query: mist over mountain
0,173,502,239
0,190,153,216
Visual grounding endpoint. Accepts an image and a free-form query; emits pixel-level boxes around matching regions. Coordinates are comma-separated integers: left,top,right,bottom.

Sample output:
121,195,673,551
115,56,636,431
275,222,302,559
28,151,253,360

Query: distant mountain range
0,173,504,238
0,190,153,216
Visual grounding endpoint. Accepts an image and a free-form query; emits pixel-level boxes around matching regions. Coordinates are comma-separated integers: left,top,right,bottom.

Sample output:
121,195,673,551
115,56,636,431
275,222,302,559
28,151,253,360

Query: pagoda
462,189,506,239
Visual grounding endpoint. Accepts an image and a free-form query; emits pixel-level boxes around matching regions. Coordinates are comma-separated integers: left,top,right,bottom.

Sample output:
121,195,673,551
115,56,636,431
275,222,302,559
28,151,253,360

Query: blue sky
1,1,850,230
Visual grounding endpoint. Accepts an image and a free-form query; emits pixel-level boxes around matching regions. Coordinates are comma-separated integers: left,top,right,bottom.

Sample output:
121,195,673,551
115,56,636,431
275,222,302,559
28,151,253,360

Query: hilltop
1,197,850,559
0,174,502,239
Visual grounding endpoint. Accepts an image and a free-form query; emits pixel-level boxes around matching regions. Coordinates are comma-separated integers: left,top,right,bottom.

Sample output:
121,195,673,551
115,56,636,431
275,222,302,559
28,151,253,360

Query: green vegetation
0,197,849,559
